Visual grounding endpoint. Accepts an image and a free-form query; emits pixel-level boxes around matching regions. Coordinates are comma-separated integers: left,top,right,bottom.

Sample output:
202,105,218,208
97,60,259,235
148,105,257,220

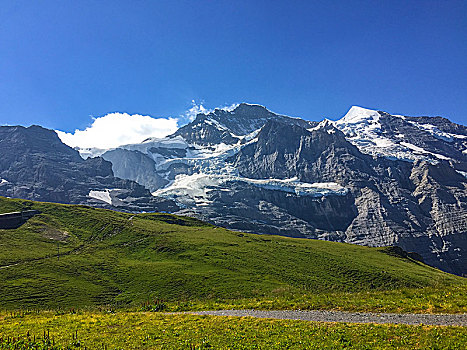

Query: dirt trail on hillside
184,310,466,326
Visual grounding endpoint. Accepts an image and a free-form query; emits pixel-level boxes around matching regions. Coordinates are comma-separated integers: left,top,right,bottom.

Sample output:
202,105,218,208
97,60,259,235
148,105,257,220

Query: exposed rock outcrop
2,104,466,275
0,125,177,213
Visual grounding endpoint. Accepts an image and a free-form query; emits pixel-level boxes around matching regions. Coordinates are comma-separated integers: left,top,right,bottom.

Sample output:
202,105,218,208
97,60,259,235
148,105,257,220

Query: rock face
173,103,316,145
102,148,169,192
94,104,466,275
2,104,467,275
0,125,177,213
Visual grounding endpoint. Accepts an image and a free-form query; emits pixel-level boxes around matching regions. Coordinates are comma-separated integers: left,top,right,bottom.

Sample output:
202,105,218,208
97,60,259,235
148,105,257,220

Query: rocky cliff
2,104,466,275
0,125,177,212
96,104,466,274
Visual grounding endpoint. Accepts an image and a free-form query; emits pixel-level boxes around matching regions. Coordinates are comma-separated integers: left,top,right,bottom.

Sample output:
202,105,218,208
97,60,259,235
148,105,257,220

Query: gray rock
0,125,178,213
2,104,466,275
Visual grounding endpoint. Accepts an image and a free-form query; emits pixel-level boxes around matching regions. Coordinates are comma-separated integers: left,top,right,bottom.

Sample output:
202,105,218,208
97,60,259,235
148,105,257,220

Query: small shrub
140,299,166,312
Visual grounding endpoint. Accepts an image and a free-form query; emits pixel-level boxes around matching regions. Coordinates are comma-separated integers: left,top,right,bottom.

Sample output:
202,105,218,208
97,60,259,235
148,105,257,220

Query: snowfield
75,104,465,211
88,190,113,205
333,106,453,163
408,121,467,142
399,142,450,160
153,173,348,207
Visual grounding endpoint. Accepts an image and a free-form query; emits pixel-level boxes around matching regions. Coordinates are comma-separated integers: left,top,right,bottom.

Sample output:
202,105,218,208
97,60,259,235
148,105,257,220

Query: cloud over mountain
56,112,178,149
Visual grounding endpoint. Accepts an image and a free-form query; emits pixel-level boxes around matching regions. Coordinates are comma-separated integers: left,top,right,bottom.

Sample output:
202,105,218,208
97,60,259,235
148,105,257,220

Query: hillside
101,104,467,275
1,104,466,275
0,196,464,311
0,103,467,276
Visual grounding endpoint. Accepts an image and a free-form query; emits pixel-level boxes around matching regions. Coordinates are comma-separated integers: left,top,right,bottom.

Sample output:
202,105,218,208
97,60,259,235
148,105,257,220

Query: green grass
163,285,467,314
0,196,465,313
0,311,465,349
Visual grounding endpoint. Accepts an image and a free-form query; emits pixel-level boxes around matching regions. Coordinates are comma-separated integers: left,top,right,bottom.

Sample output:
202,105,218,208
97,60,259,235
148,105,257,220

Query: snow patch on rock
400,142,450,160
89,190,113,205
307,119,335,133
408,121,453,142
334,106,451,163
204,117,229,131
407,121,467,142
76,147,109,159
153,173,348,207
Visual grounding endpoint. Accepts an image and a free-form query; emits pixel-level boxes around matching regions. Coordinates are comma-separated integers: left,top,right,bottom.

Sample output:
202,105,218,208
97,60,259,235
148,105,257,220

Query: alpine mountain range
1,103,466,275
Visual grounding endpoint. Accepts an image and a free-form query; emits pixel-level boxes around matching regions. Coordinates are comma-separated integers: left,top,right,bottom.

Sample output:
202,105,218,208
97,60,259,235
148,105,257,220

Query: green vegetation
164,285,467,314
0,196,465,313
0,311,466,349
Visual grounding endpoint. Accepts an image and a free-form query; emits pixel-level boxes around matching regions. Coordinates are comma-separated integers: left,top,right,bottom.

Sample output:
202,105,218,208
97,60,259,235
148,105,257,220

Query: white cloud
56,102,241,150
56,112,179,149
180,100,240,123
183,100,210,122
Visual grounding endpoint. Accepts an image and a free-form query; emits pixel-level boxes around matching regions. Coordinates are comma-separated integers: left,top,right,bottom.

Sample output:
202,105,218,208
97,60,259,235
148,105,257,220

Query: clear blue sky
1,0,466,131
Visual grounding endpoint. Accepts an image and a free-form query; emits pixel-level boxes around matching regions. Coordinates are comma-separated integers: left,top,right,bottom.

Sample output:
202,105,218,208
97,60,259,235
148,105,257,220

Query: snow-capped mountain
0,103,465,275
0,125,177,212
96,103,467,275
334,106,467,164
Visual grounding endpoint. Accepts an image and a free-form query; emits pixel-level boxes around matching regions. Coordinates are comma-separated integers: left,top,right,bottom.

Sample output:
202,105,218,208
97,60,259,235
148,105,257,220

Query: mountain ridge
1,104,466,275
101,104,467,275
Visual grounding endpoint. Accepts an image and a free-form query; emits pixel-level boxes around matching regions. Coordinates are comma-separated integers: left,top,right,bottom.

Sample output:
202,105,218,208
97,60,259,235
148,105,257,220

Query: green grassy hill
0,196,465,312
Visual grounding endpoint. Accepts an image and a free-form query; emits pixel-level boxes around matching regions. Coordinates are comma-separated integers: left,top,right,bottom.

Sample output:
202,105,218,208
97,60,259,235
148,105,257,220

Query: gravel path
187,310,467,326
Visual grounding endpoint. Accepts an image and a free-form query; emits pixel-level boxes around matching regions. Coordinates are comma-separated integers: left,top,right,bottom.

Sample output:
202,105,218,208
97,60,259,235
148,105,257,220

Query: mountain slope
1,104,466,275
96,104,466,275
334,106,467,165
0,196,464,310
0,125,177,212
173,103,316,145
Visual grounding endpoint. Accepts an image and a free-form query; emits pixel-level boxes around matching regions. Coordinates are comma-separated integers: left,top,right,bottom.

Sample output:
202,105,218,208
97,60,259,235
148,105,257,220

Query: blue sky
1,0,466,135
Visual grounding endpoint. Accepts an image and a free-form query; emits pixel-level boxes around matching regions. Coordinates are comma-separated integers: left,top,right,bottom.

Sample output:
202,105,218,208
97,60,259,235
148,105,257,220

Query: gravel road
187,310,466,326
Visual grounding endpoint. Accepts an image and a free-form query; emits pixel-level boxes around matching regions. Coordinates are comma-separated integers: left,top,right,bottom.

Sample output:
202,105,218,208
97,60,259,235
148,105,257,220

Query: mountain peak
1,104,466,276
337,106,380,124
230,103,273,117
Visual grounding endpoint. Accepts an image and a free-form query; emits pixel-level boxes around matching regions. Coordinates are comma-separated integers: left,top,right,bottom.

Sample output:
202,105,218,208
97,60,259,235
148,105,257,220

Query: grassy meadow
0,196,465,312
0,196,465,348
0,311,466,349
